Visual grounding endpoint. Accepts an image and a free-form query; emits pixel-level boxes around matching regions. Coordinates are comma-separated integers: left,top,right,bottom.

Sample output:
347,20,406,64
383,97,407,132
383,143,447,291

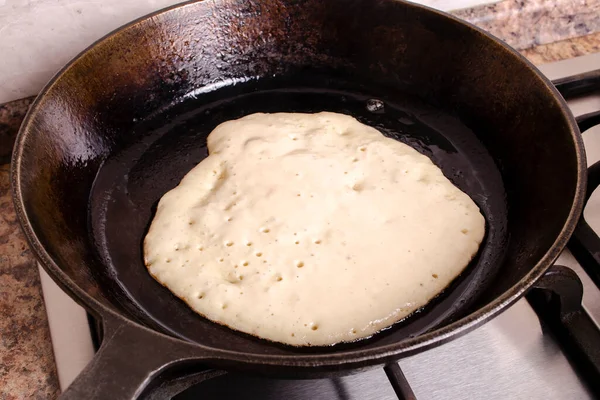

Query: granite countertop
1,2,600,397
0,164,61,399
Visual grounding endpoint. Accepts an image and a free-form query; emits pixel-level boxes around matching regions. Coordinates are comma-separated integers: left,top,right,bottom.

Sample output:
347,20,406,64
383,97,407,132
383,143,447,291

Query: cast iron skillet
11,0,585,398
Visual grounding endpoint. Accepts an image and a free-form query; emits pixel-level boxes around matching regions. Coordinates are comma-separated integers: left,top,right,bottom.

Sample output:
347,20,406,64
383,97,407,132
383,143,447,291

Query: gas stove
39,52,600,400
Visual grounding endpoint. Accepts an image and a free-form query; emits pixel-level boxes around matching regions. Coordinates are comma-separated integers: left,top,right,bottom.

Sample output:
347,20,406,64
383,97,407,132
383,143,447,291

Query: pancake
143,111,485,346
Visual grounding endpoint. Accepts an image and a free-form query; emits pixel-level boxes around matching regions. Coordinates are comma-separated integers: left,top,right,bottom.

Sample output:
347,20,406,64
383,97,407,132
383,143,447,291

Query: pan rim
10,0,586,369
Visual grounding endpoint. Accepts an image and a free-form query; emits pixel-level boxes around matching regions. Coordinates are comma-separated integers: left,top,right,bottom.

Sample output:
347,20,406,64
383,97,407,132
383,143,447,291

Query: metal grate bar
384,363,417,400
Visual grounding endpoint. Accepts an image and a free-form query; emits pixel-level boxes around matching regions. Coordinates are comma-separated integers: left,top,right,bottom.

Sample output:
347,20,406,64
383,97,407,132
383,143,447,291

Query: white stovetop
0,0,499,104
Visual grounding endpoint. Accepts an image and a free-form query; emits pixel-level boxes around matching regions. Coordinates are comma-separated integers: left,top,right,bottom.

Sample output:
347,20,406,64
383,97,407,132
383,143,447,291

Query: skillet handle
527,265,600,396
60,312,217,400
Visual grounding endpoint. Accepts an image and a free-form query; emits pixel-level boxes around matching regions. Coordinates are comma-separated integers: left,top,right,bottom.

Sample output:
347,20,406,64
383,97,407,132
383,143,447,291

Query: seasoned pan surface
90,76,508,353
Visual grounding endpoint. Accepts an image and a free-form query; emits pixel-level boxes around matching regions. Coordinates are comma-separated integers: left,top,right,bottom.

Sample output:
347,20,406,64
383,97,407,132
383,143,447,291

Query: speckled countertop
0,164,61,399
1,1,600,397
455,0,600,50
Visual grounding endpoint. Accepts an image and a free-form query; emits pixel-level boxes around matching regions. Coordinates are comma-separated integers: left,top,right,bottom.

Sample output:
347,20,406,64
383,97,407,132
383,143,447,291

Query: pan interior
89,74,508,355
